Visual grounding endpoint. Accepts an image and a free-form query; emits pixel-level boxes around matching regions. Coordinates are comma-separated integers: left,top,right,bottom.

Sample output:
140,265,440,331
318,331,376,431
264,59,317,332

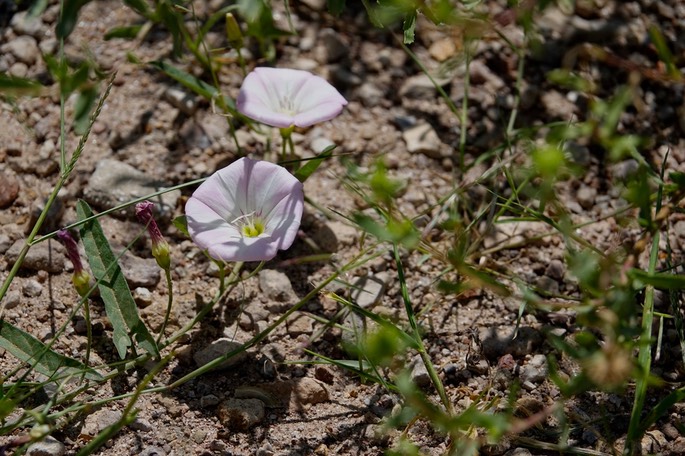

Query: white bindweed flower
236,67,347,128
185,157,304,262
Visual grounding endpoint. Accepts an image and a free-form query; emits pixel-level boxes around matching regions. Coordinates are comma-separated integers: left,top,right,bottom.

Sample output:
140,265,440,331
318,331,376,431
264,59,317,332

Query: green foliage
294,145,336,183
0,320,102,381
56,0,93,39
77,201,159,360
0,73,44,97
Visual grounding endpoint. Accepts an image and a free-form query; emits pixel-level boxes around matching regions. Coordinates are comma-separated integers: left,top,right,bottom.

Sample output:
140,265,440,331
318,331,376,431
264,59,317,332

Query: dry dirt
1,0,685,455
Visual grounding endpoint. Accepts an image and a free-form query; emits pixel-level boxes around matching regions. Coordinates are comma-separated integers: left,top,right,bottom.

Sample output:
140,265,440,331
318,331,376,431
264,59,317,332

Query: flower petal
236,99,296,128
185,197,241,250
293,101,347,128
264,190,303,251
207,235,280,262
237,67,346,128
292,73,347,112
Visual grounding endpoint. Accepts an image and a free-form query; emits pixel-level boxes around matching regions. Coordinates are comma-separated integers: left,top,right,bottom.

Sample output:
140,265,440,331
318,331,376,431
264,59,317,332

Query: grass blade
149,60,236,112
293,145,335,183
0,320,102,381
77,200,159,359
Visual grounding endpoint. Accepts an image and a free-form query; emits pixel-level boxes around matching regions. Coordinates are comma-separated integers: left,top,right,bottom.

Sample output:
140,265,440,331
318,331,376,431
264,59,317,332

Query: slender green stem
393,244,453,414
155,268,174,345
625,168,667,454
459,47,471,171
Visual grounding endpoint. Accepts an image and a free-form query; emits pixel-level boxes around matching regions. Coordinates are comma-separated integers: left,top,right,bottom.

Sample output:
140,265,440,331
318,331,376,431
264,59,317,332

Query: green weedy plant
3,0,685,454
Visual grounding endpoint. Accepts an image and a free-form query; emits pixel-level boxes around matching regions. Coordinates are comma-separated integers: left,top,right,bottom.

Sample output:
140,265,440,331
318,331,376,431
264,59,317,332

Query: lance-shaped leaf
77,200,158,359
0,320,102,381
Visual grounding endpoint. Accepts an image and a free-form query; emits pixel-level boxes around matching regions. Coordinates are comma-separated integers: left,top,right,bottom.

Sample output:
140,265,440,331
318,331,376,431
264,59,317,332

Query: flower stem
156,268,174,346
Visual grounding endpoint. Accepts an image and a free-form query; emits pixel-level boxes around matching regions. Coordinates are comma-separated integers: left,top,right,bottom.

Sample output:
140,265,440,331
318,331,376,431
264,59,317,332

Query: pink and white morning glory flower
185,157,304,262
236,67,347,128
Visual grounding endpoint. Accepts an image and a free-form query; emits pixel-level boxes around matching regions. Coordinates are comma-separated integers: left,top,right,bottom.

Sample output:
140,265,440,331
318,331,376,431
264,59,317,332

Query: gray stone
11,11,44,37
6,239,66,274
357,82,384,107
81,409,122,436
4,290,21,309
200,394,220,407
83,159,180,221
133,287,153,307
118,251,161,288
609,159,639,180
480,326,543,360
520,354,547,383
286,313,314,337
26,436,66,456
139,447,166,456
351,274,386,308
22,279,43,297
410,357,430,387
0,233,12,254
129,418,153,432
310,220,357,253
403,123,447,159
540,90,576,119
315,28,349,63
399,74,451,99
0,171,19,208
218,398,265,430
4,36,40,65
194,338,248,370
258,269,295,302
577,185,597,209
545,259,565,281
310,136,335,154
163,87,197,115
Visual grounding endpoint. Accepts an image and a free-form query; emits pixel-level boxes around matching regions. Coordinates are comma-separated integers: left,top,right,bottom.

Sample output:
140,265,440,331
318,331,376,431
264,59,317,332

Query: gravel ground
1,0,685,454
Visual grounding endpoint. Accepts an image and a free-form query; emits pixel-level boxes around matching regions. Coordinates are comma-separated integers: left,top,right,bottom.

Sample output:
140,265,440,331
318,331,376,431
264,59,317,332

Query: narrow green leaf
77,200,159,359
628,269,685,290
149,60,236,111
56,0,93,39
104,25,144,40
294,145,335,183
123,0,152,17
0,320,102,381
0,74,44,96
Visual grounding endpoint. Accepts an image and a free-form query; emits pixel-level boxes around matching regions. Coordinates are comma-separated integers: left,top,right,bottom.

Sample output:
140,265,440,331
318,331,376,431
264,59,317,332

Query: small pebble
22,279,43,297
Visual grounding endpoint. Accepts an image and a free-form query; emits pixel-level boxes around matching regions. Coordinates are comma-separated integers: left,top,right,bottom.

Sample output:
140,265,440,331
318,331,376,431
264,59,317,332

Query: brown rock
217,398,265,431
0,171,19,208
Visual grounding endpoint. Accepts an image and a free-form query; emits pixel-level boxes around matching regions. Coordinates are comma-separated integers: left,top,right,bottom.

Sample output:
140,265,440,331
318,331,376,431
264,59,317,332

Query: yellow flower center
241,220,265,237
232,212,266,238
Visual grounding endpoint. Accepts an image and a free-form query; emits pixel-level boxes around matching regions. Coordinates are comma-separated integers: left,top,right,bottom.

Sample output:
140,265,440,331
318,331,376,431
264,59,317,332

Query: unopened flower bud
135,201,171,271
225,13,244,48
56,229,92,298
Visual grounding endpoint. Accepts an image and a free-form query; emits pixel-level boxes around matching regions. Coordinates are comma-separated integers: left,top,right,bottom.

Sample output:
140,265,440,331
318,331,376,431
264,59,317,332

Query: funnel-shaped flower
185,157,304,262
237,67,347,128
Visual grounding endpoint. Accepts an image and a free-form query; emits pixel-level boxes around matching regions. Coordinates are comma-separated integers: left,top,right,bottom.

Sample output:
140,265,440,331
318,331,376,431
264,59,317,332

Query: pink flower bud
136,201,171,271
56,229,91,298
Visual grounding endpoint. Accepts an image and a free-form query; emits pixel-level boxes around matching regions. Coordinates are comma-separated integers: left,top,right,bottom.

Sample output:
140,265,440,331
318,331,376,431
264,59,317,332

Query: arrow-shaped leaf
77,200,158,359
